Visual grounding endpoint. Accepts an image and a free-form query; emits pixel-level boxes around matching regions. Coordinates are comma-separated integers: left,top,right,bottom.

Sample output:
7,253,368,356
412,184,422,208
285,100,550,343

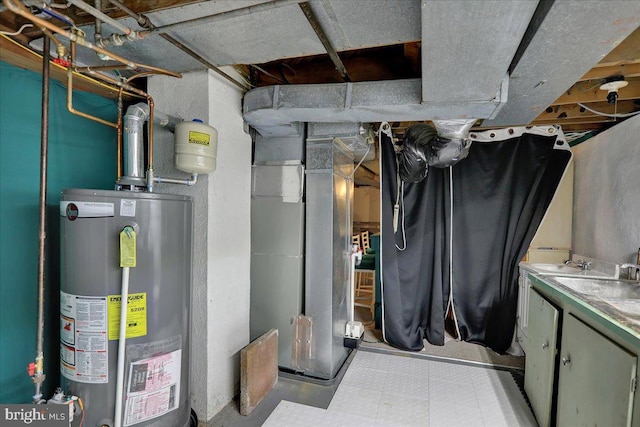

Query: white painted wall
572,114,640,264
354,186,380,223
149,68,251,422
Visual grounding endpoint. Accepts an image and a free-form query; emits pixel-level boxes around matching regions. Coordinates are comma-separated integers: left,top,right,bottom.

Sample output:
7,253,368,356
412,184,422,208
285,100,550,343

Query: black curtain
381,132,571,353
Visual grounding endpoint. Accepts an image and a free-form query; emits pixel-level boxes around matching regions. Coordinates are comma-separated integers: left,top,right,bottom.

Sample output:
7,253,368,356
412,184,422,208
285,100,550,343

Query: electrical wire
388,121,406,251
574,80,604,92
0,23,33,35
78,398,85,427
349,143,372,179
394,177,406,251
577,102,640,118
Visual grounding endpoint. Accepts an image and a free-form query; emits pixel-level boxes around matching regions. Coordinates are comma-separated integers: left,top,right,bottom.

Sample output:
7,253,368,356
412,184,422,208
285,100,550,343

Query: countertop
530,273,640,348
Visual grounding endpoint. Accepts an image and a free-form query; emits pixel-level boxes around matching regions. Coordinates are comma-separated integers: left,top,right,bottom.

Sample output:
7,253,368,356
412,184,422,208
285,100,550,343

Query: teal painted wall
0,61,117,402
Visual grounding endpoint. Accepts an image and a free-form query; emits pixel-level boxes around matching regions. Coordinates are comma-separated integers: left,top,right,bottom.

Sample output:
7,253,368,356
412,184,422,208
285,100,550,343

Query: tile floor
263,350,537,427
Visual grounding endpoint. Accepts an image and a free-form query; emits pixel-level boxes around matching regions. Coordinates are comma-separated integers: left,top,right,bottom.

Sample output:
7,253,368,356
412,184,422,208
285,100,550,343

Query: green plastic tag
120,228,136,268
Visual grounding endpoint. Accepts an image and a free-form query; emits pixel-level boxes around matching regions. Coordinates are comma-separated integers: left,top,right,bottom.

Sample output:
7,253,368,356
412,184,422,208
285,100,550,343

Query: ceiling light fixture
599,76,628,104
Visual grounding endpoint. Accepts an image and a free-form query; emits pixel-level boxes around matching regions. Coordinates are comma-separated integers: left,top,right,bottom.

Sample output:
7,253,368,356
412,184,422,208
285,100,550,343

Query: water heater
60,189,193,427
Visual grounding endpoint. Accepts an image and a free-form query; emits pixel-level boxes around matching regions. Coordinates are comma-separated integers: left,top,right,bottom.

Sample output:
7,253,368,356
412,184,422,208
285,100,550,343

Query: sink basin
552,277,640,299
532,263,583,274
529,263,611,278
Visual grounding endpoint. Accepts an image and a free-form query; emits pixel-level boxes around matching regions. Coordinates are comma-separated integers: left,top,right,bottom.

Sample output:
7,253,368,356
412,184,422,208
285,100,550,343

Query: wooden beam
354,165,380,188
579,62,640,82
0,34,136,100
558,123,608,133
599,26,640,65
533,100,637,122
553,78,640,105
531,116,618,127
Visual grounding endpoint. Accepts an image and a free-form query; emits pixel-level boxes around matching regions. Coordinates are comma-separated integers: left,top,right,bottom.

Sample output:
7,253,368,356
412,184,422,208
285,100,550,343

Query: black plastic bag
397,124,437,183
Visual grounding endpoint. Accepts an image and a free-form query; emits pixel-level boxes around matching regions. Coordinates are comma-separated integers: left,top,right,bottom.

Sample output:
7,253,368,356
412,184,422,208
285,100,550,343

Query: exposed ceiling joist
483,1,640,127
554,79,640,106
579,62,640,82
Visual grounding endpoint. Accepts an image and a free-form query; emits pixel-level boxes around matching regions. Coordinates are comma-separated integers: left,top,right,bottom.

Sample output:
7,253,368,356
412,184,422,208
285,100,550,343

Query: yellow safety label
188,130,210,146
108,293,147,340
120,229,136,268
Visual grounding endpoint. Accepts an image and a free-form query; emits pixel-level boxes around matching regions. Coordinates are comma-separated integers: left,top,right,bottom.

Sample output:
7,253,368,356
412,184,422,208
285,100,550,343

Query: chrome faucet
621,263,640,281
565,259,592,270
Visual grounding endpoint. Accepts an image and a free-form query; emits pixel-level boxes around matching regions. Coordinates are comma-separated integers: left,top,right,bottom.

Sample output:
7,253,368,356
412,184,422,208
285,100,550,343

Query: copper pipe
75,65,130,72
34,34,50,403
78,66,148,99
2,0,180,78
126,72,159,83
117,87,123,179
41,28,64,50
41,28,67,59
67,41,119,128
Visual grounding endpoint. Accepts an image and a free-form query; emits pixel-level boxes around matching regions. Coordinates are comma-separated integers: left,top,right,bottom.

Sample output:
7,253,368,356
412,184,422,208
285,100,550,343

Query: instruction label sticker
60,291,108,384
188,130,210,146
108,293,147,341
120,199,137,217
124,349,181,426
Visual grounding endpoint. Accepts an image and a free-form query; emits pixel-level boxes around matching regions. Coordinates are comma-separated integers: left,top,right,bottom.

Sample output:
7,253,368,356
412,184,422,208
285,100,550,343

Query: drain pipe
94,0,102,43
32,34,50,404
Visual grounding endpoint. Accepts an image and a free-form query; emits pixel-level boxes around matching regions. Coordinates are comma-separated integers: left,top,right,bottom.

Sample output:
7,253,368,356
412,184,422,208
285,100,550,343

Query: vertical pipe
34,34,51,403
94,0,103,43
117,88,123,179
147,96,154,172
114,266,130,427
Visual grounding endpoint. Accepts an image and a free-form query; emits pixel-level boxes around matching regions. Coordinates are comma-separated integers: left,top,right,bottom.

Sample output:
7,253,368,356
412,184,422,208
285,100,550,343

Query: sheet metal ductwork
243,78,508,137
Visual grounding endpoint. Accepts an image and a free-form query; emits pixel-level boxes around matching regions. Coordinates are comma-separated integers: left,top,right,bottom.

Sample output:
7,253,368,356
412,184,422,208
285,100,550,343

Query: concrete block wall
149,68,251,422
572,114,640,264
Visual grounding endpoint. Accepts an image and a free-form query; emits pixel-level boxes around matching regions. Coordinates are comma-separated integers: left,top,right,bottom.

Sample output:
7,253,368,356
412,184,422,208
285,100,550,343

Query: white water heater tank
175,119,218,174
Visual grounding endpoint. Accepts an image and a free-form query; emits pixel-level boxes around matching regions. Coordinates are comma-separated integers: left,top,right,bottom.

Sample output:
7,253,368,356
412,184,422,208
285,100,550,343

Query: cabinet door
557,314,637,427
525,289,559,427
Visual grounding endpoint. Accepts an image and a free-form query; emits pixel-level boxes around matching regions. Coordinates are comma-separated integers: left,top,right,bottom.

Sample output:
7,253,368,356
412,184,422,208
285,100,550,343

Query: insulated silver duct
123,103,147,183
121,103,180,187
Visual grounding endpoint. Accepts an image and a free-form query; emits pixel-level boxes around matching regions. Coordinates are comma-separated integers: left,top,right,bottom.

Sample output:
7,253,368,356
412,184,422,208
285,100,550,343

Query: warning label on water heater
60,291,108,384
124,349,182,426
107,293,147,340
